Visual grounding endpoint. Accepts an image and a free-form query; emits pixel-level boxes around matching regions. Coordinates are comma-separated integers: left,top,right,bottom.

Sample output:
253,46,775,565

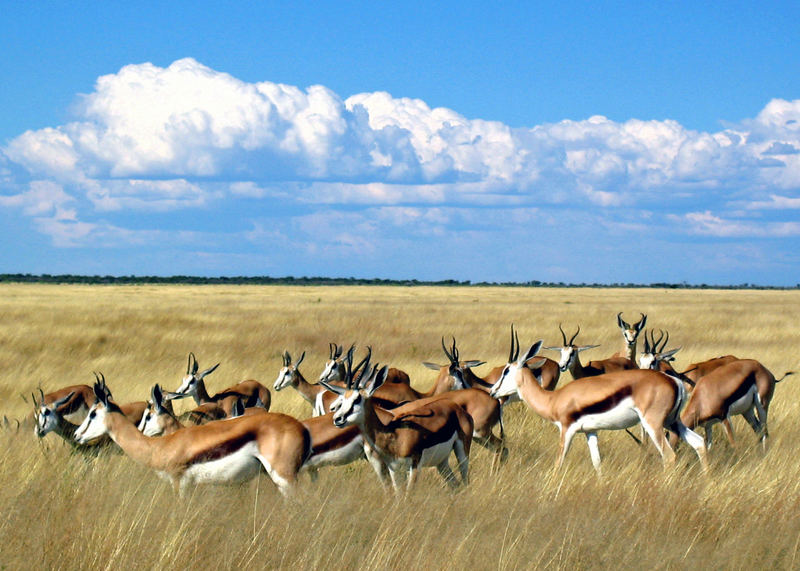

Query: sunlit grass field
1,284,799,569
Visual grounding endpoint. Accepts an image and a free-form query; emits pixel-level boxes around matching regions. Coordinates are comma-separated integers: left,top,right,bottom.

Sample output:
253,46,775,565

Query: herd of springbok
26,312,793,496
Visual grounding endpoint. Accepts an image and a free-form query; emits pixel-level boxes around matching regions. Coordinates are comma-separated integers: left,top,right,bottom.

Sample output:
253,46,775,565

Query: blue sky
1,2,799,285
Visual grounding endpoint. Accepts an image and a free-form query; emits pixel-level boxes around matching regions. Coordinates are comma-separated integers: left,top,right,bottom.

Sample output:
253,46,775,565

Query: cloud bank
1,58,799,283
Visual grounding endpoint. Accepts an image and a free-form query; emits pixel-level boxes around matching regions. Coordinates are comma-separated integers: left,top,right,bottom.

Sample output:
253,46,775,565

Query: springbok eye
89,410,96,419
43,410,50,416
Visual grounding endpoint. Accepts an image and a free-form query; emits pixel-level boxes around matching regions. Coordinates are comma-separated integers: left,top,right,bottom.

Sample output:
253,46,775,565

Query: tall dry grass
1,284,799,570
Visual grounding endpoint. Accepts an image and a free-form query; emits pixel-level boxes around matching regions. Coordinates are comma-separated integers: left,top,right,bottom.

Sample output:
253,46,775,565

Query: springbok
75,377,310,497
545,324,637,379
613,312,647,361
638,330,740,385
490,333,708,473
34,381,146,448
671,359,793,451
321,350,473,491
165,352,271,414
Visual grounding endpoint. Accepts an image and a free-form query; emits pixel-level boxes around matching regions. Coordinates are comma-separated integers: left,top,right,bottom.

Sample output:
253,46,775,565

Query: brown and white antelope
274,350,338,416
165,352,271,414
638,329,740,385
545,324,637,379
613,312,647,361
490,333,708,473
321,351,473,491
75,377,310,496
34,380,146,448
671,359,793,451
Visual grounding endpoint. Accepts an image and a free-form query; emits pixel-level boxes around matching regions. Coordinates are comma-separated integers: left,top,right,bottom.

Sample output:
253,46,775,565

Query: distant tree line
0,273,796,290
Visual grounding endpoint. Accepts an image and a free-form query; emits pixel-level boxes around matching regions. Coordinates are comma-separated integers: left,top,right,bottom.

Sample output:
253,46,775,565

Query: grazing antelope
545,324,637,379
671,359,793,451
32,384,96,425
490,333,708,473
613,312,647,361
321,351,473,491
165,352,271,414
76,377,311,497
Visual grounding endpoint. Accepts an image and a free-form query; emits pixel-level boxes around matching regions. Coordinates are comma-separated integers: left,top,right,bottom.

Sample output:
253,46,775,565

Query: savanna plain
1,284,799,570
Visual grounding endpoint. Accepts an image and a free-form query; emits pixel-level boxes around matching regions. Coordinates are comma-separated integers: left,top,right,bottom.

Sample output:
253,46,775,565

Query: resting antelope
75,377,310,497
490,333,708,473
671,359,793,451
165,352,271,414
613,312,647,361
545,324,637,379
321,351,473,491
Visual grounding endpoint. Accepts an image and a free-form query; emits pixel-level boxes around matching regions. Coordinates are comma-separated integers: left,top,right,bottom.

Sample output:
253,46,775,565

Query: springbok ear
319,379,347,396
364,366,388,397
53,391,76,409
542,346,562,352
636,314,647,331
151,384,165,409
422,362,444,371
296,351,306,368
617,312,628,329
519,340,543,365
463,360,486,368
658,347,682,361
525,356,548,370
199,363,220,378
577,344,601,352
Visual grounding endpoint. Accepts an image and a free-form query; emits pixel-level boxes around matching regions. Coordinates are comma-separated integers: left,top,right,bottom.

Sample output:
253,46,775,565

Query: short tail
776,371,795,383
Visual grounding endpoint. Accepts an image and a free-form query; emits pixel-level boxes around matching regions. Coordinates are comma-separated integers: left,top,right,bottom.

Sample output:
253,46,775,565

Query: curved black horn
569,326,580,346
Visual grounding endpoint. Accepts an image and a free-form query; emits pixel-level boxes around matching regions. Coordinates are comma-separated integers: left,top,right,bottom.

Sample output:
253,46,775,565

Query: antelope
425,331,561,395
545,324,637,379
489,333,708,473
613,312,647,361
156,381,365,481
638,330,740,385
320,344,435,405
321,350,473,491
164,352,271,415
75,377,311,497
274,350,400,415
671,359,793,451
34,382,146,449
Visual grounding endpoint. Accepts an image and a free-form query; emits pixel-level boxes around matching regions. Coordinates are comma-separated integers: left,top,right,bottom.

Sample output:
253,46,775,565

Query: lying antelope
545,324,637,379
165,352,271,414
671,359,793,451
321,351,473,491
490,333,708,473
613,312,647,361
76,377,310,496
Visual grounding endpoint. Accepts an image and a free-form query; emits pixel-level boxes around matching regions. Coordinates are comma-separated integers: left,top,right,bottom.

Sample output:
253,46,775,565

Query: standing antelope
545,324,637,379
490,333,707,473
321,351,473,491
34,380,146,448
165,352,271,414
638,330,740,385
75,377,310,496
671,359,793,451
614,312,647,361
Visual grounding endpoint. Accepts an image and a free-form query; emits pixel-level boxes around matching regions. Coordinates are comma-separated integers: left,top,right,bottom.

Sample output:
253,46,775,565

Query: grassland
1,284,799,570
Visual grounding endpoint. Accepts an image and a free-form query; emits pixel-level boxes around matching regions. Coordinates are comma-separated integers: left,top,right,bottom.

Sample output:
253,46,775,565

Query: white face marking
139,404,167,437
318,360,339,383
331,391,364,428
639,353,657,369
490,365,519,399
556,347,575,371
35,406,58,437
623,329,637,344
74,403,109,444
273,367,293,391
174,374,198,396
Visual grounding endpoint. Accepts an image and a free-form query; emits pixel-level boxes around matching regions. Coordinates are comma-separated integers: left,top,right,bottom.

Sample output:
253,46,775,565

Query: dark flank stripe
720,375,756,415
568,385,634,424
189,433,255,464
310,427,359,455
391,410,458,447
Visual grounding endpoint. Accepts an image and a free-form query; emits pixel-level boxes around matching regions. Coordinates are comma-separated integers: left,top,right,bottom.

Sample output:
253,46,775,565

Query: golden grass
1,284,799,570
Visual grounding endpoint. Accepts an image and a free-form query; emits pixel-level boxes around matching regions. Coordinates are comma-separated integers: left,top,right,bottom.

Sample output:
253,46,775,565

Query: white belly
418,432,457,467
728,386,758,416
303,435,364,469
575,397,640,432
181,441,262,486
